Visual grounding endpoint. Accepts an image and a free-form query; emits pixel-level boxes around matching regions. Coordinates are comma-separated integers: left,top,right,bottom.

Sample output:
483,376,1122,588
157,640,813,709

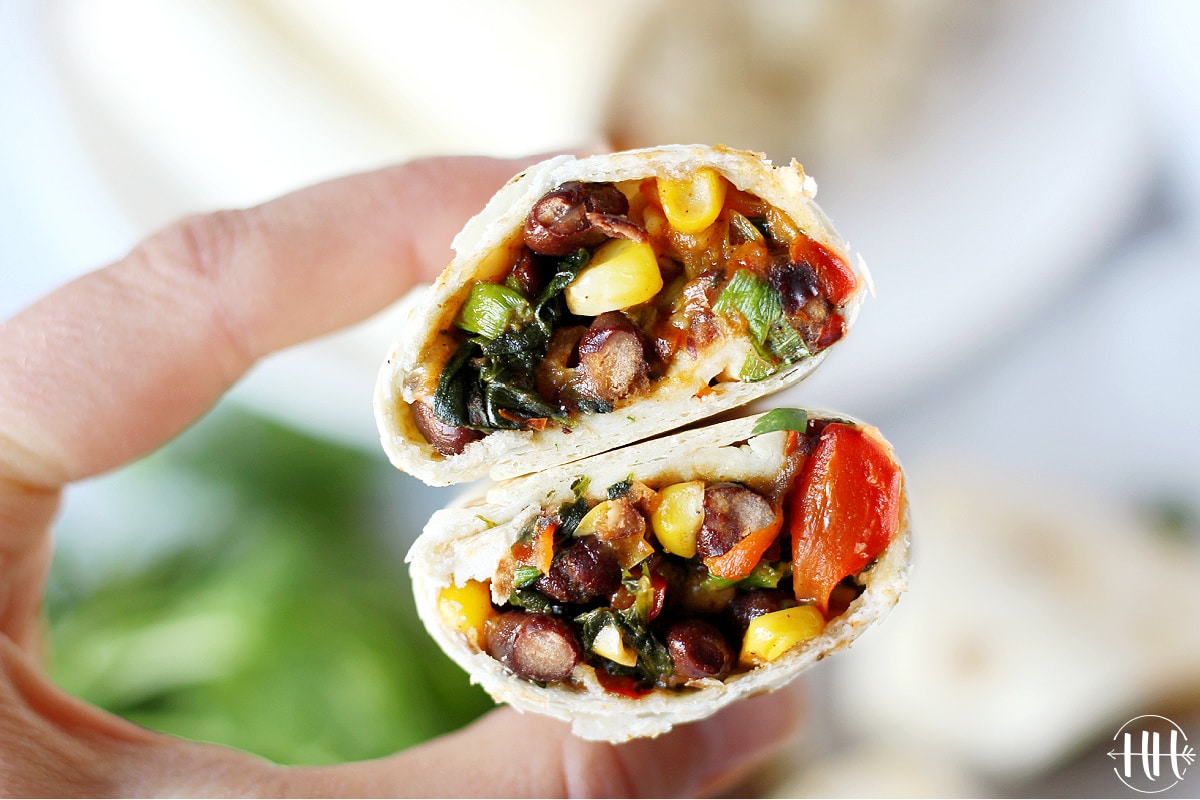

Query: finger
0,636,284,797
285,684,805,798
0,156,533,650
0,156,531,491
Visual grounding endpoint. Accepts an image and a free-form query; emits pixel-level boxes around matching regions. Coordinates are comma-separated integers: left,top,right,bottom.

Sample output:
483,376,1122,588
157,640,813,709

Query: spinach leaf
507,588,555,613
606,479,633,501
433,249,592,433
556,496,589,538
575,608,674,685
432,339,479,428
751,407,809,435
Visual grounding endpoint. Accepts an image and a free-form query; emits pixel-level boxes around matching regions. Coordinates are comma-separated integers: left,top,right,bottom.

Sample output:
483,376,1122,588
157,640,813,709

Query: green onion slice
456,283,531,340
712,269,781,345
728,211,766,244
738,350,775,383
513,566,542,588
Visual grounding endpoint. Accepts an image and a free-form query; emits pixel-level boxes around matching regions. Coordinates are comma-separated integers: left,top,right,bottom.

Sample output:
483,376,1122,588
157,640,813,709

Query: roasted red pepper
704,509,784,581
789,235,858,307
791,423,902,614
513,519,556,574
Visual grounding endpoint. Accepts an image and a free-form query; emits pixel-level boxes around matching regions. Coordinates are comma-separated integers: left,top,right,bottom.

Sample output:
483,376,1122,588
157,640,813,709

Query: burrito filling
435,411,901,696
410,170,858,456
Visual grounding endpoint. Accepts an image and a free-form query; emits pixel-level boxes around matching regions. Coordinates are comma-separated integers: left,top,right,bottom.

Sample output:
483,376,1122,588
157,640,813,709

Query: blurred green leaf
47,405,492,765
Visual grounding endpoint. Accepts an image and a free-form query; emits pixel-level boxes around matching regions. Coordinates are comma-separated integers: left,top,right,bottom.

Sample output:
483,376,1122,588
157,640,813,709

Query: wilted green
46,404,493,765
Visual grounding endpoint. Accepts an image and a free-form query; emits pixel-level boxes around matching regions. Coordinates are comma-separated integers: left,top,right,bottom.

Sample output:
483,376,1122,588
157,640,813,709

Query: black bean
507,249,544,298
410,400,481,456
665,619,733,681
574,312,649,404
725,589,793,635
535,325,586,405
767,260,820,317
535,536,621,603
523,182,646,257
696,484,777,560
576,311,639,353
485,611,581,682
583,182,630,216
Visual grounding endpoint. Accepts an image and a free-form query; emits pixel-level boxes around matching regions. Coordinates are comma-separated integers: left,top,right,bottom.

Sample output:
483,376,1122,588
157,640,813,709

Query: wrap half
375,145,866,485
408,408,909,741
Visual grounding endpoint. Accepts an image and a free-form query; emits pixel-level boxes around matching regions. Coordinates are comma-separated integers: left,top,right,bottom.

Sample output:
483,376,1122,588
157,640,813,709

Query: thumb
284,683,805,797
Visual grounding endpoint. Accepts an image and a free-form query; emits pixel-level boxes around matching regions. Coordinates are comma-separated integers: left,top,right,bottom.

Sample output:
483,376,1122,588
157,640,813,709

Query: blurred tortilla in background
3,0,1199,795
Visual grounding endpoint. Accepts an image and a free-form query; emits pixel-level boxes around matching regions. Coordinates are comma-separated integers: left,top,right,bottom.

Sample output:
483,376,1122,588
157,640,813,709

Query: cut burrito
408,408,908,741
375,145,867,485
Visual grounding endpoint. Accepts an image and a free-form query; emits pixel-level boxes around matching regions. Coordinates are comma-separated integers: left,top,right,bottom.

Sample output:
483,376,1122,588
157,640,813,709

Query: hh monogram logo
1108,715,1195,794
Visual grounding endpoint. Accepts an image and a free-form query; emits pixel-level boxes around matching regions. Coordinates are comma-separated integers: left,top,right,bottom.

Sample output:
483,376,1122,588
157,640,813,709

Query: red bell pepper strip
791,423,902,614
789,235,858,307
704,509,784,582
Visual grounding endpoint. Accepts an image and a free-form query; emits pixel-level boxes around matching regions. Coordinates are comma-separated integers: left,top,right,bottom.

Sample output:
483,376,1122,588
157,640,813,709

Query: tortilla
375,145,867,486
407,409,909,742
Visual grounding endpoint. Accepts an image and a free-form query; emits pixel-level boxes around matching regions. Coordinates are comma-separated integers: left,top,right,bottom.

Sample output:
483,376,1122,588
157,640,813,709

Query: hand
0,156,803,796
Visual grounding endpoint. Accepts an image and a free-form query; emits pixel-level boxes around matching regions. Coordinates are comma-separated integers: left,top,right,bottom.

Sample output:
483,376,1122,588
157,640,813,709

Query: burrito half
375,145,866,485
408,408,909,741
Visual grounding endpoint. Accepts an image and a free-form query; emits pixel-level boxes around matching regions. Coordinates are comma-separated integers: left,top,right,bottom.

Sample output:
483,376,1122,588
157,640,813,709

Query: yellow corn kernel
658,168,727,235
438,579,494,644
642,203,668,240
650,481,705,558
565,238,663,316
573,499,612,537
739,605,825,666
592,621,639,667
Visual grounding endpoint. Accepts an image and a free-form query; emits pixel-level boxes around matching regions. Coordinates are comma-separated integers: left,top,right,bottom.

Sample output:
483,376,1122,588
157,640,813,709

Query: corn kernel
573,499,613,537
565,239,662,316
650,481,705,558
740,605,825,666
642,204,668,240
658,168,728,235
438,579,494,644
592,621,639,667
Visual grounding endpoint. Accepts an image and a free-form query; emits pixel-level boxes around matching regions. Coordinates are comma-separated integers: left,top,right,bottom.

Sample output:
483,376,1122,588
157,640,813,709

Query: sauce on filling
410,171,859,456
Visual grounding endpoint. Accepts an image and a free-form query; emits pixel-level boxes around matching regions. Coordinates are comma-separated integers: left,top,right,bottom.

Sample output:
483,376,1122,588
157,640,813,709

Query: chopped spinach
570,476,590,498
556,496,589,538
616,569,656,628
575,608,673,684
433,249,592,433
574,398,615,414
431,340,476,428
606,479,633,500
507,588,555,613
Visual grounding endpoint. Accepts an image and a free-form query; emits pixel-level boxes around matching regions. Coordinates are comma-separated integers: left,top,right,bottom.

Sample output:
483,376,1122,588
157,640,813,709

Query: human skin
0,155,802,797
